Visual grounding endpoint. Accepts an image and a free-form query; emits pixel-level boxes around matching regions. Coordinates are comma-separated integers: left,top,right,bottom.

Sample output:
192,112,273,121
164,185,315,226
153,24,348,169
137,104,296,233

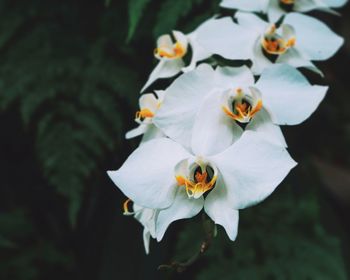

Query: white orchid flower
220,0,347,22
153,63,327,149
125,91,165,144
196,13,343,75
108,132,296,241
123,199,157,254
220,0,269,12
141,19,214,92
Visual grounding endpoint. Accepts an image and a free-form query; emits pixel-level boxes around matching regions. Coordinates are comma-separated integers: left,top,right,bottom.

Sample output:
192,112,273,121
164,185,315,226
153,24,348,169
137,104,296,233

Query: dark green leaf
127,0,152,41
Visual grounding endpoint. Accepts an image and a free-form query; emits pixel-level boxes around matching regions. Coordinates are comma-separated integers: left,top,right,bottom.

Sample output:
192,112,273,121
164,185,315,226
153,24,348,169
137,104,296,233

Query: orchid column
107,0,346,256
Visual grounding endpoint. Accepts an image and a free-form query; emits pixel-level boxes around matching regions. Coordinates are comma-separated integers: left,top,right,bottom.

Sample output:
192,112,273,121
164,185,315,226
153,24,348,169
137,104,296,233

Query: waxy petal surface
107,138,190,209
256,64,328,125
284,13,344,61
191,90,243,156
210,131,297,209
156,188,204,241
204,176,239,241
153,64,215,149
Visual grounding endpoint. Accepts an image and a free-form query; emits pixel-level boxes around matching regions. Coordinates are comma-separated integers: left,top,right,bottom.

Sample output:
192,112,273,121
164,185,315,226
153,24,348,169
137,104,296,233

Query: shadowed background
0,0,349,279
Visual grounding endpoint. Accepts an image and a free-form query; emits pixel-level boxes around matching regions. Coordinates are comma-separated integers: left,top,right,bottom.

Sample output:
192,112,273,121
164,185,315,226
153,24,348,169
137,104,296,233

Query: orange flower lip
176,163,218,199
154,42,187,59
135,108,155,122
123,198,134,215
154,31,188,60
261,24,296,55
222,88,263,123
280,0,294,4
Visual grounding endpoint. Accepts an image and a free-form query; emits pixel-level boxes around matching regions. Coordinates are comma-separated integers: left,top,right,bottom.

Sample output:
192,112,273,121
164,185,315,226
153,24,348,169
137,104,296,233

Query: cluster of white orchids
108,0,346,254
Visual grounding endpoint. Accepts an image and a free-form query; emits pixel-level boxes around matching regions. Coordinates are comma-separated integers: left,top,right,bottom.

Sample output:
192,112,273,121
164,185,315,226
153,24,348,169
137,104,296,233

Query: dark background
0,0,349,279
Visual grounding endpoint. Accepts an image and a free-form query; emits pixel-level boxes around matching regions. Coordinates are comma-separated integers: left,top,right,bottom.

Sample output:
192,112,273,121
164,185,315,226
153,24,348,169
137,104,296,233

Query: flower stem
158,214,215,273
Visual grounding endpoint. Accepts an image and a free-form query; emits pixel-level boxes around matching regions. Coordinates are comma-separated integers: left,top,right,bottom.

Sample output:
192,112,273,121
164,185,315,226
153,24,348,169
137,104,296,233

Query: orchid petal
107,138,190,209
154,90,166,101
183,33,211,73
284,13,344,61
210,131,297,209
204,175,239,241
133,204,157,254
322,0,347,7
235,11,268,33
196,17,256,60
295,0,327,11
125,124,149,139
266,0,285,22
183,19,215,72
173,30,188,51
246,109,287,147
143,230,151,254
133,204,157,238
191,90,243,157
214,65,255,89
251,38,273,75
139,93,158,112
153,64,215,149
141,124,165,144
276,48,323,76
141,59,184,92
256,64,328,125
220,0,269,12
156,188,204,241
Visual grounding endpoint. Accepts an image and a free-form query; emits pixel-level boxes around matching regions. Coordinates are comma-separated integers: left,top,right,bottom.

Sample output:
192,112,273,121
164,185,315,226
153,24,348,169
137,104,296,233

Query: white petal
235,13,271,74
321,0,347,7
210,131,297,209
214,65,255,90
204,175,239,241
267,0,285,22
235,11,268,33
297,0,339,16
191,89,243,156
173,30,188,51
251,38,273,75
276,48,323,76
283,13,344,61
182,18,215,72
140,124,165,144
125,124,149,139
182,33,211,73
143,229,151,254
246,109,287,147
157,34,173,49
153,64,215,149
133,204,157,240
139,93,158,111
295,0,325,11
196,17,256,60
154,90,166,102
220,0,269,12
141,59,184,92
135,207,157,255
256,64,328,125
156,187,204,241
107,138,190,209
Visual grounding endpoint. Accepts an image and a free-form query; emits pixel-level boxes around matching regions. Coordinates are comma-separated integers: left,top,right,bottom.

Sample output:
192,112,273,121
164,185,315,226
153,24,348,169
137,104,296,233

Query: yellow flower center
154,42,187,59
280,0,294,4
222,89,263,123
135,108,154,122
176,169,217,199
123,198,134,216
261,25,296,55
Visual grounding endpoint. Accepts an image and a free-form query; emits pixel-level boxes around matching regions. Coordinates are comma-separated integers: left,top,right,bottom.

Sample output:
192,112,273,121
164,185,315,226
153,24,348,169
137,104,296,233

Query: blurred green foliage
174,183,347,280
0,0,348,279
